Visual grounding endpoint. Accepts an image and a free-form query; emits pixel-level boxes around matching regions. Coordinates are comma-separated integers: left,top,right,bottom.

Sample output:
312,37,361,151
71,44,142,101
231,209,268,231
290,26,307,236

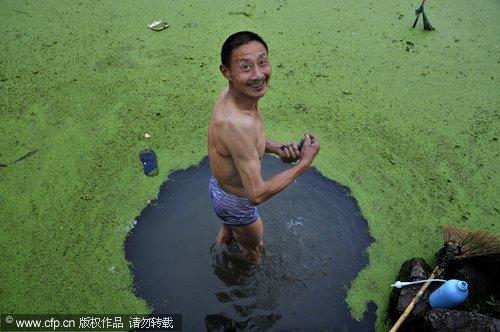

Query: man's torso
207,88,265,197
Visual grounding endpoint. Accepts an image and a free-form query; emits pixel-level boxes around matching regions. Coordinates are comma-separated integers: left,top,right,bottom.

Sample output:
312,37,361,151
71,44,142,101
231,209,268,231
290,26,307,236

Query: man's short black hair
221,31,268,68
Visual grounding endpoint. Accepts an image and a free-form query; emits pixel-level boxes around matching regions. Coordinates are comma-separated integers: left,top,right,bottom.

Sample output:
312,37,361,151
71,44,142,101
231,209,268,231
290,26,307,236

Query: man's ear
220,64,232,81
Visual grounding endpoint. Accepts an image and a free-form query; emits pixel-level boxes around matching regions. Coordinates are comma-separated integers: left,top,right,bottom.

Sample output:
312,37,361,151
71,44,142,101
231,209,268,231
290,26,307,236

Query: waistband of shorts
210,175,249,200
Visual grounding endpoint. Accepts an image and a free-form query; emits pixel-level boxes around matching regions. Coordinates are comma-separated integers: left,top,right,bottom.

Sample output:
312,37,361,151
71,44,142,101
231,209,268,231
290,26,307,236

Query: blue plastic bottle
429,279,469,309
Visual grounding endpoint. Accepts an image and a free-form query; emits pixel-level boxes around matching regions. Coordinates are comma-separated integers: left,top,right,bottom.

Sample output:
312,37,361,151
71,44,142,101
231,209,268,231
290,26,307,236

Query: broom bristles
442,225,500,259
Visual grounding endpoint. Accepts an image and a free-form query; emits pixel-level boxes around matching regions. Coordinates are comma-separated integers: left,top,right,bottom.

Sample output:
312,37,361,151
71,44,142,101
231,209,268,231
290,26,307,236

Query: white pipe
391,279,447,289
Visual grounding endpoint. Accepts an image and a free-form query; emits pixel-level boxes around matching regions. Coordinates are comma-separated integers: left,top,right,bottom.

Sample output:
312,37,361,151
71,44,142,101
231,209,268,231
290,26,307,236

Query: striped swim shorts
208,175,260,227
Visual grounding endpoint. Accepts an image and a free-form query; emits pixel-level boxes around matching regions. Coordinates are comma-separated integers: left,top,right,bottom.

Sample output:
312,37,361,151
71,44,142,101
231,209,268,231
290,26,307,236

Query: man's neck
227,86,259,112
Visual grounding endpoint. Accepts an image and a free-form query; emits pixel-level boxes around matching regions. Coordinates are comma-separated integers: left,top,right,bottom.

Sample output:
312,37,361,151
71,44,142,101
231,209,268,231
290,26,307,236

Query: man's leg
228,218,264,264
215,224,234,245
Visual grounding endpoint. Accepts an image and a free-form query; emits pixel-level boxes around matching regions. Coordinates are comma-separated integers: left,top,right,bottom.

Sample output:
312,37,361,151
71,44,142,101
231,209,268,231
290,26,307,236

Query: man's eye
242,65,251,70
260,61,268,66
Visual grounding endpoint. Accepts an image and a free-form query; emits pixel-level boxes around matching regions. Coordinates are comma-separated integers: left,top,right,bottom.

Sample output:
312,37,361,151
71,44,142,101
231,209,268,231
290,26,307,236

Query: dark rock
423,309,500,331
443,255,500,318
390,247,500,330
389,258,433,330
436,242,460,268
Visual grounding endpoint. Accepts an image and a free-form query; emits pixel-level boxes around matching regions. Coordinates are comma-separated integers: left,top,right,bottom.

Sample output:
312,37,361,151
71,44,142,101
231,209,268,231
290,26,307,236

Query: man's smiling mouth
247,80,265,89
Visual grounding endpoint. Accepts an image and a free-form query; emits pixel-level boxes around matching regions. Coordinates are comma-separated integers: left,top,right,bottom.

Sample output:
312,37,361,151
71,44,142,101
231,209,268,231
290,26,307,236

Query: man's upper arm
221,120,263,203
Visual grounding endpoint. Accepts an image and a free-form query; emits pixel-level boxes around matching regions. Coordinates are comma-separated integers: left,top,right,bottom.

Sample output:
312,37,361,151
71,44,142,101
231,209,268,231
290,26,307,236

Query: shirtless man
207,31,320,263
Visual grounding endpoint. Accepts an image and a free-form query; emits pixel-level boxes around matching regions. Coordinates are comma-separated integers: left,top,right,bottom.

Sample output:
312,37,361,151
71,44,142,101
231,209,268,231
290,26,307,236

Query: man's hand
279,143,300,163
299,133,320,165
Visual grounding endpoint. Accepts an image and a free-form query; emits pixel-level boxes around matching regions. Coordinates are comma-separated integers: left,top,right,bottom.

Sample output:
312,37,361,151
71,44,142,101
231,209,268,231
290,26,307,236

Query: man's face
222,41,272,99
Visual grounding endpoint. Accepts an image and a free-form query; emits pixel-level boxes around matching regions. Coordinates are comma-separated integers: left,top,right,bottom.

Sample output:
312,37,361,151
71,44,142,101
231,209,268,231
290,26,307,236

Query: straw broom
389,226,500,332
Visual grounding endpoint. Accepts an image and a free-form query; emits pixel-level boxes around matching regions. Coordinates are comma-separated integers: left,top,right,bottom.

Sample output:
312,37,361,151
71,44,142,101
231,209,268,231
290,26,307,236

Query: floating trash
148,20,169,31
131,219,138,229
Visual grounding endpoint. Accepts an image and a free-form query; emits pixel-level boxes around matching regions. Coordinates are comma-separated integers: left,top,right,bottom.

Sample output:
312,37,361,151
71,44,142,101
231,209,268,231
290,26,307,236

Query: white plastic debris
148,20,169,31
130,219,138,229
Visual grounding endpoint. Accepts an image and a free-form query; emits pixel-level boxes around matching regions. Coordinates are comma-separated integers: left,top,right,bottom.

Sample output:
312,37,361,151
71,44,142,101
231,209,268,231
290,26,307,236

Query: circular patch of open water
125,155,376,331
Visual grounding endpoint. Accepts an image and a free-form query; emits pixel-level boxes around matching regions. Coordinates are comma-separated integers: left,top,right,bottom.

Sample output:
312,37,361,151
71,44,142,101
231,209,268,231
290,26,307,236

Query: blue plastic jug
429,279,468,309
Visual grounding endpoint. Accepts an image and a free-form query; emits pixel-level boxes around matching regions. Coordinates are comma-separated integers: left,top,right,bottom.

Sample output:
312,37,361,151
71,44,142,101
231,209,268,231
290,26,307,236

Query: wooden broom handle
389,265,442,332
412,0,427,28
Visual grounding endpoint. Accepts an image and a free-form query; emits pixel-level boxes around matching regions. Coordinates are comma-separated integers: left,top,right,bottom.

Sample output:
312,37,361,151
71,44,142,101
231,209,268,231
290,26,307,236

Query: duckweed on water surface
1,0,498,330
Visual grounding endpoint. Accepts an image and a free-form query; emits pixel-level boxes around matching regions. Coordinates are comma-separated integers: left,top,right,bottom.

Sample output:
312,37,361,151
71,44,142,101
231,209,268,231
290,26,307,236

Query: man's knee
216,225,234,244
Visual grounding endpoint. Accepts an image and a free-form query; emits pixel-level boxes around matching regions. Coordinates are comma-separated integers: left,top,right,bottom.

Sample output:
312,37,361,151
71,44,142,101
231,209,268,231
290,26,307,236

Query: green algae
0,0,498,330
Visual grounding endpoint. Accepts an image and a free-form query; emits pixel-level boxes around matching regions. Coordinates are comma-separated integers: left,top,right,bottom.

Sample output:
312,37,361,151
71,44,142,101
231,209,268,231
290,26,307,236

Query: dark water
125,155,376,331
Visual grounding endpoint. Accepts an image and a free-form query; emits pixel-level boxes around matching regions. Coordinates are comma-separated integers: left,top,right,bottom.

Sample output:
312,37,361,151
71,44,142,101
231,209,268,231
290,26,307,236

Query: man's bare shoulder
216,119,254,152
213,106,253,132
216,87,229,100
213,112,253,153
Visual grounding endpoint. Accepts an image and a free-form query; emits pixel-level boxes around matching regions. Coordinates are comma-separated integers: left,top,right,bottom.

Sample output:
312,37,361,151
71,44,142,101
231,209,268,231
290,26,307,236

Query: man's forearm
251,160,308,205
265,138,283,155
